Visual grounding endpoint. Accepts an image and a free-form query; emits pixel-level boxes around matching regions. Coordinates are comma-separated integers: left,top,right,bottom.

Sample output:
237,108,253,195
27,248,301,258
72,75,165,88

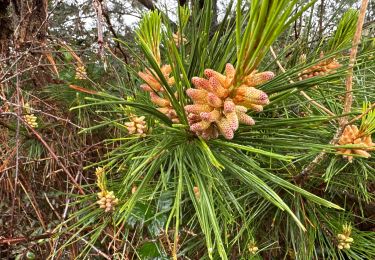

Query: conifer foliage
58,0,375,259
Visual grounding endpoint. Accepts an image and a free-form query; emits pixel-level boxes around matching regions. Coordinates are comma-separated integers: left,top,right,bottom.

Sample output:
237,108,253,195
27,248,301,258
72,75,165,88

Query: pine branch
295,0,370,185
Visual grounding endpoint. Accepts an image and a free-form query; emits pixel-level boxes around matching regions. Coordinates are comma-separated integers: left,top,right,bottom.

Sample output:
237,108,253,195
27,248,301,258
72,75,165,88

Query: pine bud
225,63,236,81
192,77,212,91
185,104,212,114
205,69,227,87
223,99,236,113
207,93,223,108
237,112,255,126
201,126,219,140
190,120,211,132
138,71,161,91
234,86,269,105
225,112,239,131
299,57,341,80
97,190,119,212
172,31,187,47
209,77,229,97
200,109,221,122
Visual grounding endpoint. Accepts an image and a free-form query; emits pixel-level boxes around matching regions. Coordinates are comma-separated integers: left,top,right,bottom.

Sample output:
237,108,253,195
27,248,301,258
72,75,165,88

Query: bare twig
341,0,369,125
101,2,131,65
77,236,112,260
93,0,104,57
50,170,82,259
3,112,85,194
0,233,54,245
10,57,21,239
0,96,82,129
25,122,85,194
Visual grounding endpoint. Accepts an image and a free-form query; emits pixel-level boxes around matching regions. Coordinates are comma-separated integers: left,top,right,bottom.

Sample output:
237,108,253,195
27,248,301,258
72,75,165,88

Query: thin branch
3,112,85,194
25,122,85,195
0,97,82,129
0,233,54,245
341,0,369,125
10,56,21,239
100,1,132,82
93,0,104,57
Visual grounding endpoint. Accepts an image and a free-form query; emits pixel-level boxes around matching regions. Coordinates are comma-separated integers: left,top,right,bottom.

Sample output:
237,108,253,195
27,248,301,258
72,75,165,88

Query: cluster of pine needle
48,1,375,259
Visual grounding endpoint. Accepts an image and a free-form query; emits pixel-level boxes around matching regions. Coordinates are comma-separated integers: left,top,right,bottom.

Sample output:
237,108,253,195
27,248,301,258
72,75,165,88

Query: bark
0,0,48,52
0,0,12,54
0,0,51,88
13,0,48,47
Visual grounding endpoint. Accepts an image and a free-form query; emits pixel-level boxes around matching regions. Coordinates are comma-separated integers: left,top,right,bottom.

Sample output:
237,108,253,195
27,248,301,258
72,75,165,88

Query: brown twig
10,55,21,239
341,0,369,125
0,233,54,245
0,96,83,129
93,0,104,57
26,123,85,194
101,5,130,62
295,0,369,184
4,112,85,194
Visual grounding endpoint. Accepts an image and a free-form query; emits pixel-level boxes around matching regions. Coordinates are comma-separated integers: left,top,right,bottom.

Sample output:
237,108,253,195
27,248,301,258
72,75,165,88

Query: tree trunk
0,0,13,55
1,0,50,88
12,0,48,48
0,0,48,53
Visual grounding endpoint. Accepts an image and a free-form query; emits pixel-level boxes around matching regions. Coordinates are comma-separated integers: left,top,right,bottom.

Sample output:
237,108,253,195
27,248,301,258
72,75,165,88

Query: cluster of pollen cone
95,167,119,212
138,65,179,123
75,64,87,80
337,233,353,250
337,125,375,162
97,190,119,212
125,115,147,137
24,114,38,128
185,63,274,139
298,57,341,80
336,224,354,250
